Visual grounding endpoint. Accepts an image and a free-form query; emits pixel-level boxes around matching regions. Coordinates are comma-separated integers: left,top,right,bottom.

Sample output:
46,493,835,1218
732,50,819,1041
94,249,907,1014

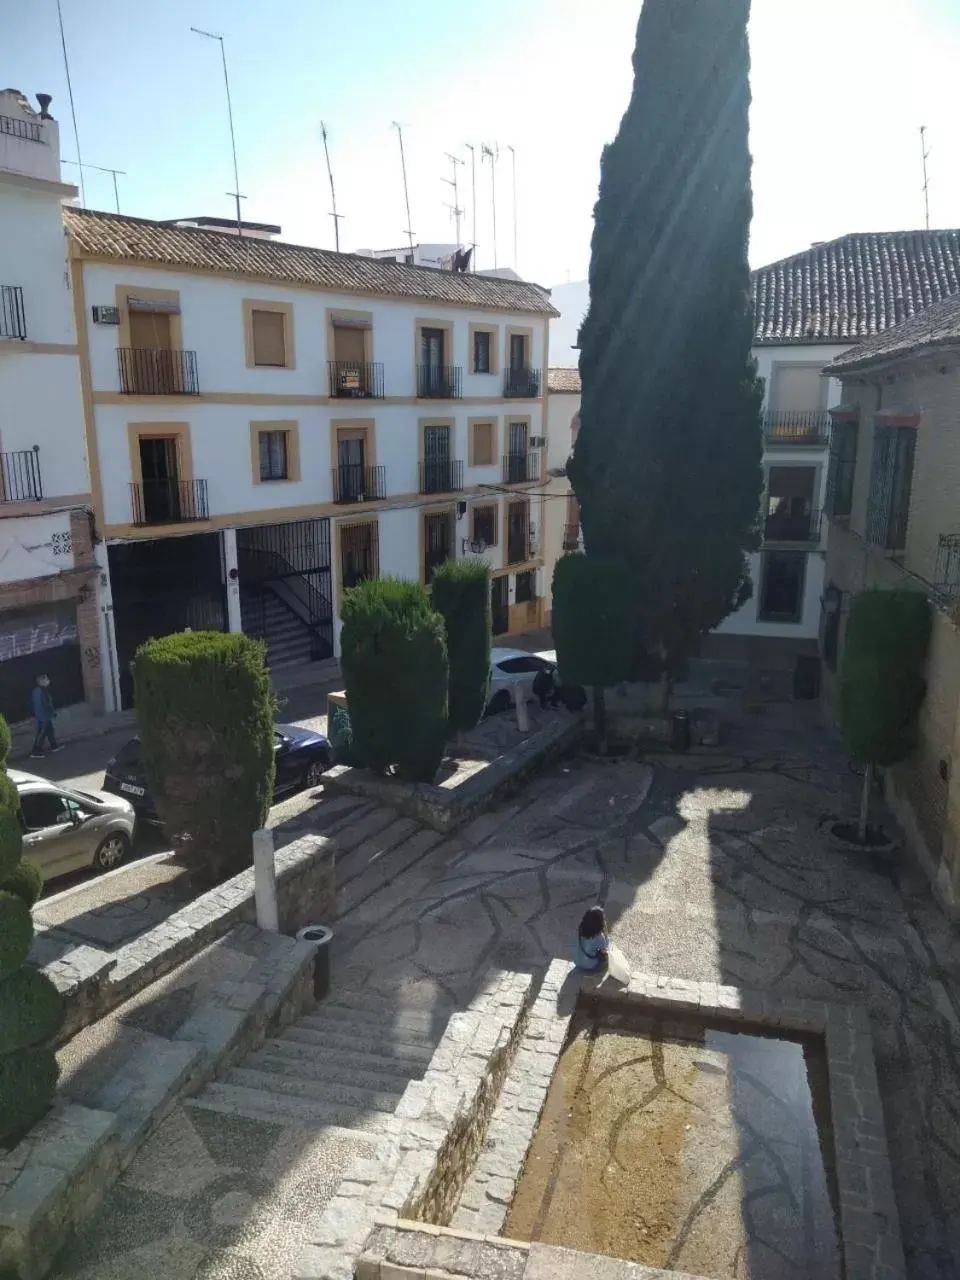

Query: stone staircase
184,987,451,1136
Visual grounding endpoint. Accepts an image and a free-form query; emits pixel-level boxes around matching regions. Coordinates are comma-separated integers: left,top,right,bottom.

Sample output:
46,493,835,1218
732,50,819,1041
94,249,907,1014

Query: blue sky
7,0,960,286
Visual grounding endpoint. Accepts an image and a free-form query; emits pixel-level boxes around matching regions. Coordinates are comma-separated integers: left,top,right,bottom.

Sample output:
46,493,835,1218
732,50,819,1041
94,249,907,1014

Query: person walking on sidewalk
30,674,62,757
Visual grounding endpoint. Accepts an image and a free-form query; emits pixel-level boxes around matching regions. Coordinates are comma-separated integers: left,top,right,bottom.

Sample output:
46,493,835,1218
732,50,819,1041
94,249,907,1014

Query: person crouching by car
532,667,561,710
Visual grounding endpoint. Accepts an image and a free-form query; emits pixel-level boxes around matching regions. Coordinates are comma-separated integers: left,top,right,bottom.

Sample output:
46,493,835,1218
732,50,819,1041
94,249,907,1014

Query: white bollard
253,827,279,932
513,681,530,733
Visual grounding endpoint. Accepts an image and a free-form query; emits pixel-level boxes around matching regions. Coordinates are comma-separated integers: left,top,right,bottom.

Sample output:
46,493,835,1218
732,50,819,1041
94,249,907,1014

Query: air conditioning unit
529,435,546,449
91,305,121,325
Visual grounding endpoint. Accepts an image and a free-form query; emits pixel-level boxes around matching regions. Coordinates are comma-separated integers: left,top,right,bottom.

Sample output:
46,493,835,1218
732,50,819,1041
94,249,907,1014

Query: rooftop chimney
36,93,53,120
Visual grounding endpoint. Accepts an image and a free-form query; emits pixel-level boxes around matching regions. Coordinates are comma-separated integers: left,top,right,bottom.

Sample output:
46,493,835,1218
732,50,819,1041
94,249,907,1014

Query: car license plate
119,782,145,798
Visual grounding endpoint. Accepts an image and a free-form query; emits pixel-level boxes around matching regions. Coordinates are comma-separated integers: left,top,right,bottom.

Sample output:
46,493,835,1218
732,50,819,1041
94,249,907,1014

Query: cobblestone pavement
57,702,960,1280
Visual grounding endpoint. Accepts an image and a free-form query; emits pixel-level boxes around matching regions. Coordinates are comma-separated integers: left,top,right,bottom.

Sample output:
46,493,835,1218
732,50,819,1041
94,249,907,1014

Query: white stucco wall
0,187,76,345
0,353,87,498
0,511,74,584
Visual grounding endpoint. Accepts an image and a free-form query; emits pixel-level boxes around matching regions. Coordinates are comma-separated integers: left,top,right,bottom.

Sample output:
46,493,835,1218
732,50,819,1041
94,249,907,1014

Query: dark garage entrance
108,533,227,709
0,601,84,724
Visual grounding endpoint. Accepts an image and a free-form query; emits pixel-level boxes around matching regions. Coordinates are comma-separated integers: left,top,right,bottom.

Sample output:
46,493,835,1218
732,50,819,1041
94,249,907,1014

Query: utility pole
920,126,931,231
191,27,244,238
441,151,465,246
465,143,477,266
320,121,343,252
482,143,498,267
507,144,518,270
391,121,415,254
62,160,126,214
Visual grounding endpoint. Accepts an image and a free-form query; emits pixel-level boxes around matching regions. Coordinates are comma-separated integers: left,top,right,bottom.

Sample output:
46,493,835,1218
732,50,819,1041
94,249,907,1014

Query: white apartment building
63,207,556,711
0,91,102,726
547,231,960,663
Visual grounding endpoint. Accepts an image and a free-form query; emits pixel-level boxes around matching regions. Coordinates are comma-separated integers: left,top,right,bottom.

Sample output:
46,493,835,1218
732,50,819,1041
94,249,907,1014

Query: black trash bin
296,925,333,1000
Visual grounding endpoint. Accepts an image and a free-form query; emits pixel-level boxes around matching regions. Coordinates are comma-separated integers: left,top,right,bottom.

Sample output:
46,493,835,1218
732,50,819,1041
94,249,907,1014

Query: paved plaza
56,702,960,1279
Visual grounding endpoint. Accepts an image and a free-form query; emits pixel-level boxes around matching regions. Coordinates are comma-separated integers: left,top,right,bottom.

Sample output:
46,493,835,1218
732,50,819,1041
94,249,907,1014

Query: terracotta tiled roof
63,207,558,316
751,230,960,345
829,290,960,374
547,366,581,394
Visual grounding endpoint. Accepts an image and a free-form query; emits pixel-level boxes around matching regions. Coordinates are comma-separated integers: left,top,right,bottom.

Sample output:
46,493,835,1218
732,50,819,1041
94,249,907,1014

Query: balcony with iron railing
419,458,464,495
0,448,42,503
763,410,831,447
417,364,462,399
328,361,384,399
502,451,541,485
0,114,43,143
0,286,26,340
763,507,822,544
503,366,542,398
562,522,582,551
331,463,386,504
130,478,209,526
118,348,199,395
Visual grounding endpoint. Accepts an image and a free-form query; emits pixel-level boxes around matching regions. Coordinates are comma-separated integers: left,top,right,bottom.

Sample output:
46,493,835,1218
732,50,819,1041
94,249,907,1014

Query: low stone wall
31,834,336,1048
323,718,582,833
294,968,537,1280
0,926,319,1280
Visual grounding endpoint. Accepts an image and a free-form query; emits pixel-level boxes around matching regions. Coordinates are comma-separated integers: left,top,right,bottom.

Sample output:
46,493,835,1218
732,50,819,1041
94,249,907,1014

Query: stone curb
0,926,318,1280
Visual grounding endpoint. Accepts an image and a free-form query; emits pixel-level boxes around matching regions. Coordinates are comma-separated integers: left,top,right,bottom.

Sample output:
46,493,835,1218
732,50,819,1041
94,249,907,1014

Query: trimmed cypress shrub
552,554,633,750
431,559,491,735
839,589,932,839
133,631,275,886
340,577,448,783
0,716,64,1141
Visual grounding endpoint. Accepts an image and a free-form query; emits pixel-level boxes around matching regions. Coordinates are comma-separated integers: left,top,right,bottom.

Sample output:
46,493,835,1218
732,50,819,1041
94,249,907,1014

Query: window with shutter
258,430,288,481
252,309,287,366
471,503,498,547
471,421,495,467
865,425,916,551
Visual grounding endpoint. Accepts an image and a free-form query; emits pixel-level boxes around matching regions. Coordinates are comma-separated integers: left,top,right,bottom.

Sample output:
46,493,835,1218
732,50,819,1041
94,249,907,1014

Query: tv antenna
191,27,244,238
320,121,343,252
482,142,498,267
465,143,477,264
506,144,518,270
62,160,126,214
391,121,415,254
919,126,931,231
441,151,465,246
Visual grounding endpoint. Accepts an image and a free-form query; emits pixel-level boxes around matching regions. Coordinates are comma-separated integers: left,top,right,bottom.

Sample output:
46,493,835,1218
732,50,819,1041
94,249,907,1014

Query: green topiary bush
839,589,932,840
340,577,448,783
133,632,275,887
0,715,64,1142
552,554,634,751
431,559,491,735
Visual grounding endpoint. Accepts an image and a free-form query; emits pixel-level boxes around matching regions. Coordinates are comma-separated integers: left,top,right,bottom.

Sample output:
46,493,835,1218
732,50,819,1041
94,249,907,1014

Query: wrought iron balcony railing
131,478,208,526
503,366,542,398
417,364,462,399
332,463,386,504
0,114,43,143
763,508,822,544
118,348,199,395
0,448,42,502
763,410,831,447
502,452,541,485
0,286,26,340
419,458,464,495
328,360,384,399
562,523,582,551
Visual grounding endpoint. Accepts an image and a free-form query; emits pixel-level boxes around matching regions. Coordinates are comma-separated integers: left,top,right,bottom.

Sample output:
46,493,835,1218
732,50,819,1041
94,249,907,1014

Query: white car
11,769,137,883
485,647,560,715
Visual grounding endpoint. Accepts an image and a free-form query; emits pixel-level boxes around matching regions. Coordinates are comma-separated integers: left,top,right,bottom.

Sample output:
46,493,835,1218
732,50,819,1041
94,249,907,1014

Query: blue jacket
31,686,54,723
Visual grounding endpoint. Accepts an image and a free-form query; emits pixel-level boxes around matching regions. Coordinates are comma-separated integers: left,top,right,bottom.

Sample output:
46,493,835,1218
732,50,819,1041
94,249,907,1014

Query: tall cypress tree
569,0,763,682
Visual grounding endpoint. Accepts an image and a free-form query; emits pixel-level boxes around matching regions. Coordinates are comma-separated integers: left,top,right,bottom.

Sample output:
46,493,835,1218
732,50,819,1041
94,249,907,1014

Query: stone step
248,1042,423,1092
224,1065,403,1113
185,1088,388,1135
301,1002,445,1041
280,1022,436,1066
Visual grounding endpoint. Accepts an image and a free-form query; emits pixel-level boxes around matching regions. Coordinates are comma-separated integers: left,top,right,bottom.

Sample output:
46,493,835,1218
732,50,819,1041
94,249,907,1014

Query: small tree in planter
340,577,449,783
0,715,63,1143
431,559,491,737
552,554,633,753
839,590,932,842
134,631,275,887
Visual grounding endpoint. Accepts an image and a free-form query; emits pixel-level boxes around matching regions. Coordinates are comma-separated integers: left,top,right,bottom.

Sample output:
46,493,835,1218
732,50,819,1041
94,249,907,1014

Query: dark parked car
102,723,332,825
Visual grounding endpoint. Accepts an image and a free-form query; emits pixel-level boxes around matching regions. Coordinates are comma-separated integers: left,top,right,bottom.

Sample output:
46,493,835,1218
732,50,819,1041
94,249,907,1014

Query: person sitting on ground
532,667,561,711
573,905,609,974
